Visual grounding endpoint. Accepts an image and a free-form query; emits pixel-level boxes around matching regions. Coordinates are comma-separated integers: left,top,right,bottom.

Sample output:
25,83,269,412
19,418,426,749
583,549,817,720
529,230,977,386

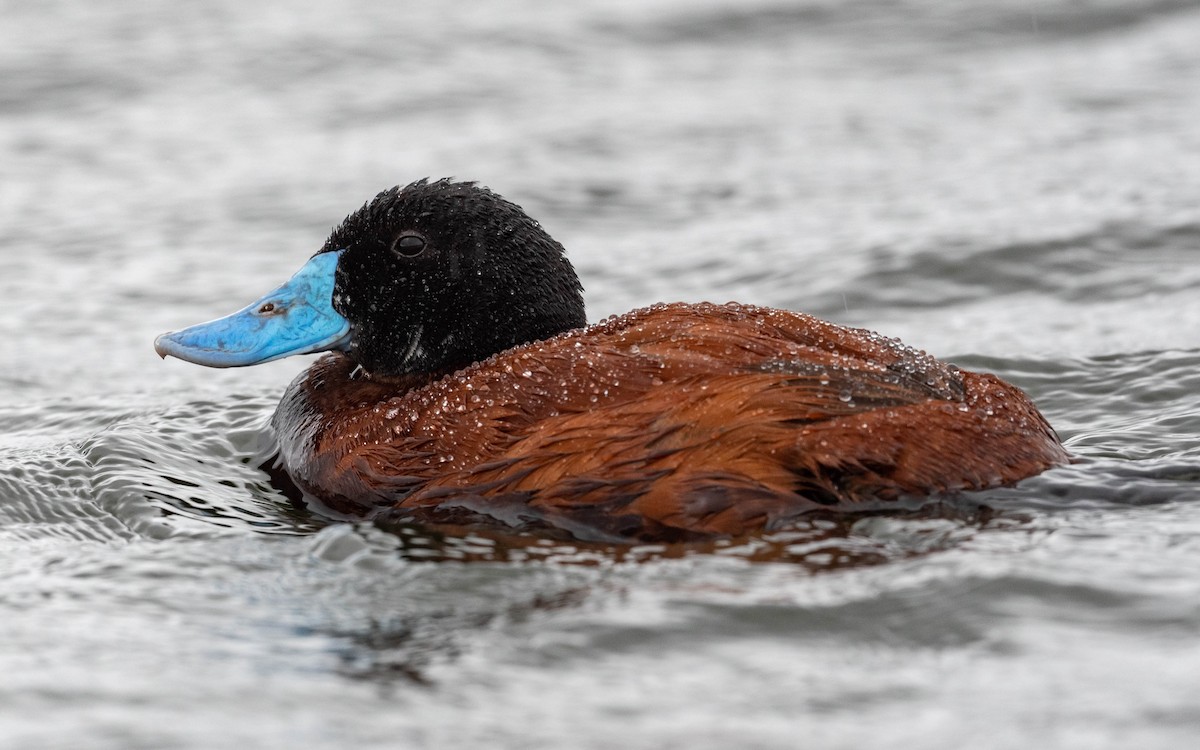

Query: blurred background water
2,1,1200,748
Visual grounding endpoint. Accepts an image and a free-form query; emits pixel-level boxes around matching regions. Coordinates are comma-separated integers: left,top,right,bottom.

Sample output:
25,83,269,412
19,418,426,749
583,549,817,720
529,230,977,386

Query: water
2,0,1200,747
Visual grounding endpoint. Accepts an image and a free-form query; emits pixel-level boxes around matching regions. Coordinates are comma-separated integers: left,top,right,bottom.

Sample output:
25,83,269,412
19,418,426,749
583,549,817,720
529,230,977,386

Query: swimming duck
155,179,1067,542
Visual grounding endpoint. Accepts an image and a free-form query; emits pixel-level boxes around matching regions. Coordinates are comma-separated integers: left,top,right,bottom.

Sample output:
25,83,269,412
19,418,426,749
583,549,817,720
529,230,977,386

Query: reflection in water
293,499,1019,687
371,498,1010,569
327,580,593,688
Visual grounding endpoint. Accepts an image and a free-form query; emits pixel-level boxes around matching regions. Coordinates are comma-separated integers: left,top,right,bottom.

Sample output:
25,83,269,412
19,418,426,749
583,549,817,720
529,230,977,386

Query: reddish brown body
272,302,1066,541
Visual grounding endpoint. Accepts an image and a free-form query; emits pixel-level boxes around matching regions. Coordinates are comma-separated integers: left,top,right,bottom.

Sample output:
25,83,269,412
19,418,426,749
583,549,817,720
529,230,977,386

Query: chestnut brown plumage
273,302,1067,542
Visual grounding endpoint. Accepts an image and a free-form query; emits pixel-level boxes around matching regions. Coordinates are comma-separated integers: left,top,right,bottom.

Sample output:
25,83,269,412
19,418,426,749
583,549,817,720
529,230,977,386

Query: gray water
3,1,1200,748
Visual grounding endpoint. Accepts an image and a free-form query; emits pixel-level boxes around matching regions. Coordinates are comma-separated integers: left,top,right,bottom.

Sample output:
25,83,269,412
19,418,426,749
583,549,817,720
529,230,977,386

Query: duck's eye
258,302,276,314
393,234,426,257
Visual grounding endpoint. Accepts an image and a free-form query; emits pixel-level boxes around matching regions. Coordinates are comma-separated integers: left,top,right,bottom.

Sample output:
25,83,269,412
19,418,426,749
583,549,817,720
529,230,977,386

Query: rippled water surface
3,1,1200,748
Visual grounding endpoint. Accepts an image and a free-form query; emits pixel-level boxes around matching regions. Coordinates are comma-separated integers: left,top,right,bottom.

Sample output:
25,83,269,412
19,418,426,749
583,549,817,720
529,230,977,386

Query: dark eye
393,233,426,257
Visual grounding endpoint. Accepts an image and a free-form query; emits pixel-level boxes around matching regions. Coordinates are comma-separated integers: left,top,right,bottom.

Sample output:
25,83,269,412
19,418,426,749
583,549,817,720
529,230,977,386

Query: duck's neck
268,354,430,510
280,354,439,420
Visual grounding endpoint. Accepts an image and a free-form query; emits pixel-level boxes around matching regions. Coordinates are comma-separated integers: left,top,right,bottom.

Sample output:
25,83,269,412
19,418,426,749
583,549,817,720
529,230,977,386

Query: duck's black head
324,179,585,376
153,179,587,377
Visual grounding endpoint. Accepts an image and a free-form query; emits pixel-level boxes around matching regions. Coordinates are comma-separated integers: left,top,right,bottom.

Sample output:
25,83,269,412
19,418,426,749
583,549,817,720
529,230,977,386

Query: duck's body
275,302,1064,541
156,179,1067,542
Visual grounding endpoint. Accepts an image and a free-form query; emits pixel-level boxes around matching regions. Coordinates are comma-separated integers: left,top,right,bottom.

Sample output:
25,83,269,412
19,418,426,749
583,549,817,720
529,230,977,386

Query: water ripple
822,222,1200,312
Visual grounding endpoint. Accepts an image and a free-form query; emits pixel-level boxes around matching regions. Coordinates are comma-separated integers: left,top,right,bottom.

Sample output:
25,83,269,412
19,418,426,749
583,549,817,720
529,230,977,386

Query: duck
155,178,1068,542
